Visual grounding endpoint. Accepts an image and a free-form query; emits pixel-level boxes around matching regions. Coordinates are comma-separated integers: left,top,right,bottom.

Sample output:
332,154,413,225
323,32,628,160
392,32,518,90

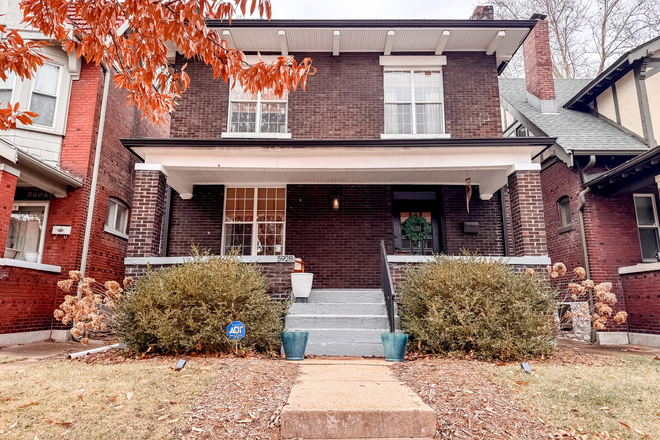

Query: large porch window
5,201,49,263
223,187,286,256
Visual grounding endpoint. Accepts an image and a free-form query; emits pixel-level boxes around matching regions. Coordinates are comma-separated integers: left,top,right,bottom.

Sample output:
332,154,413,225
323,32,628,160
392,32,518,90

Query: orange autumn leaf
2,0,315,130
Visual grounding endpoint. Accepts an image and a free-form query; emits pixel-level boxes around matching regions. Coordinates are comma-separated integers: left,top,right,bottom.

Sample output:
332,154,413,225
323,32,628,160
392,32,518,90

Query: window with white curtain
228,81,288,134
30,64,60,127
5,202,49,263
384,70,444,135
0,72,15,105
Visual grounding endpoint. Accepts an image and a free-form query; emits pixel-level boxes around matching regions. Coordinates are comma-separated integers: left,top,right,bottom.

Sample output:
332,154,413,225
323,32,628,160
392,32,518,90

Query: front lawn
0,355,219,439
484,355,660,439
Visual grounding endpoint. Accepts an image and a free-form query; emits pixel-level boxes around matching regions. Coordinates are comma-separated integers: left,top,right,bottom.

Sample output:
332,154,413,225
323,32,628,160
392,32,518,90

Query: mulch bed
392,358,550,439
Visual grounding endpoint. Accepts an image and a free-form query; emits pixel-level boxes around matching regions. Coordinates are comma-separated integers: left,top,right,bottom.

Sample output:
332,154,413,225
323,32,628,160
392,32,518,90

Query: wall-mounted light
332,196,340,211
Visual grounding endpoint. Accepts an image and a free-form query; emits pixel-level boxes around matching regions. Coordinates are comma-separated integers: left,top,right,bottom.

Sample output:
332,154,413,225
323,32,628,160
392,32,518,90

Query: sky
268,0,477,20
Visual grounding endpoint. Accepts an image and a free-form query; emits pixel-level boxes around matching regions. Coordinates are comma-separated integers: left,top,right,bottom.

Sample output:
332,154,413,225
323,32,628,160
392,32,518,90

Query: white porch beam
332,30,341,56
435,30,450,55
278,30,288,56
384,30,395,56
486,30,506,56
222,30,236,49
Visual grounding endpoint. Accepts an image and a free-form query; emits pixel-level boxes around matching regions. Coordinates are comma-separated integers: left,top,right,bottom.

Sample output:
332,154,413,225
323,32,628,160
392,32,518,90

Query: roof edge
206,18,539,29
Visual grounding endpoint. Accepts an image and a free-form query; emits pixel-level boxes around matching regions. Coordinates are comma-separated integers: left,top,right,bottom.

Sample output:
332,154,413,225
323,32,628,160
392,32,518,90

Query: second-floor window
384,70,444,135
0,72,15,104
30,64,60,127
228,81,288,134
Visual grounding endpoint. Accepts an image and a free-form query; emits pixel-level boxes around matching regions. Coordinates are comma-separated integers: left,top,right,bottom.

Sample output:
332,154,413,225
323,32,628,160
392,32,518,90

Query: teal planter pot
381,333,408,362
281,331,309,361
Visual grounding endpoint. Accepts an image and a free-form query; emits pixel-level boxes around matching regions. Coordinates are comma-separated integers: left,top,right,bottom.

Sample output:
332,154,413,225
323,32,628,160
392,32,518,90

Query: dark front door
392,189,442,255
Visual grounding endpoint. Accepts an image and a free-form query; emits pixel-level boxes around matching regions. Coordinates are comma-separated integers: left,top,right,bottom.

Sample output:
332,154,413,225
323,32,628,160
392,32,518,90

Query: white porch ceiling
133,146,540,201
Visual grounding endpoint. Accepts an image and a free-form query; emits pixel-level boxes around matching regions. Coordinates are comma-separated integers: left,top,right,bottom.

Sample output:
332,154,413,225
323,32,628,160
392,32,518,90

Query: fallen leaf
114,405,124,409
167,418,179,424
55,422,71,427
191,427,203,432
619,421,630,429
654,356,660,361
157,415,168,420
236,419,252,423
608,375,618,379
126,392,133,400
18,402,39,408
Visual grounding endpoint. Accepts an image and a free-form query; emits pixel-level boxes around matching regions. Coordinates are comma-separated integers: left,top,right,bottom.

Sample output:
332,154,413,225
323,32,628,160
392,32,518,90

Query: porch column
0,165,19,250
127,164,168,258
507,167,548,256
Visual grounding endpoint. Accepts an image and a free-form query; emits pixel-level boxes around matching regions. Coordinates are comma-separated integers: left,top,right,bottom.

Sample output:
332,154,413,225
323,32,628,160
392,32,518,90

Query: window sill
380,133,451,140
618,262,660,275
0,258,61,273
557,225,574,234
17,123,64,137
104,226,129,239
221,132,292,139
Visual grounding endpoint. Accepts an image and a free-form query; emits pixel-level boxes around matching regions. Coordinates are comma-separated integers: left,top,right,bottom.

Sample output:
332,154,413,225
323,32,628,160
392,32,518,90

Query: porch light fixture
332,196,340,211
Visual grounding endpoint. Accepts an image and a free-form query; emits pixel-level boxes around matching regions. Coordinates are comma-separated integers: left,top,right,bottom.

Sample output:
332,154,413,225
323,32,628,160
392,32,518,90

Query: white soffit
379,55,447,68
216,27,528,57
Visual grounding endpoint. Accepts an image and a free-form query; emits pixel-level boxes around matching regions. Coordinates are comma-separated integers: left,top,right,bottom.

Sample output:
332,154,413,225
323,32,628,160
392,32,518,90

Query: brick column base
127,168,167,258
508,169,548,256
0,165,20,250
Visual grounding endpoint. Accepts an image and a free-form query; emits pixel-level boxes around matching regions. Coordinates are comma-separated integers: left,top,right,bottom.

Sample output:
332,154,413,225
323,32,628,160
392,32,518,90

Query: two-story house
500,17,660,347
0,1,169,345
122,12,557,355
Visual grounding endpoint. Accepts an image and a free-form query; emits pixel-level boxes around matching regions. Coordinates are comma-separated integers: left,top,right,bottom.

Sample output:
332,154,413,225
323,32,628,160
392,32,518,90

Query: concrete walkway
281,359,435,440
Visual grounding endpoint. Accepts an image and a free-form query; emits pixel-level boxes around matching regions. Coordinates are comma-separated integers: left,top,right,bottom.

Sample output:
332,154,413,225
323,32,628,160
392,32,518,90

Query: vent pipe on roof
523,16,557,114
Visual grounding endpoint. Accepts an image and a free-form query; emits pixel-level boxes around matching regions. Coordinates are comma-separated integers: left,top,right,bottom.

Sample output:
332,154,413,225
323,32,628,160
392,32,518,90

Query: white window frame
104,198,130,239
27,62,63,129
222,80,291,139
8,201,50,264
633,193,660,262
0,72,16,104
221,186,287,256
381,68,449,139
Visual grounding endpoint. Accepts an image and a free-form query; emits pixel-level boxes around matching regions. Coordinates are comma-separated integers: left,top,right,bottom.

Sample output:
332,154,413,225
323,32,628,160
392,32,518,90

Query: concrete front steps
285,289,394,357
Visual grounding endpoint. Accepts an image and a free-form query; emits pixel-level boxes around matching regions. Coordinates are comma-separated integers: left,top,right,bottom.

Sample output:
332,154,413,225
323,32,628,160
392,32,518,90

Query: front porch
122,137,555,295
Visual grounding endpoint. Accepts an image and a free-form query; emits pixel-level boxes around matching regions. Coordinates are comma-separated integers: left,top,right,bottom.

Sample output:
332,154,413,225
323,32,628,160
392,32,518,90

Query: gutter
78,64,111,291
205,18,539,29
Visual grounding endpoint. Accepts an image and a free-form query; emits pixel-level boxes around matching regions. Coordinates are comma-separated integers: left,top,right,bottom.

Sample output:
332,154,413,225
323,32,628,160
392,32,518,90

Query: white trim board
387,255,551,265
0,258,61,273
125,255,296,266
619,262,660,275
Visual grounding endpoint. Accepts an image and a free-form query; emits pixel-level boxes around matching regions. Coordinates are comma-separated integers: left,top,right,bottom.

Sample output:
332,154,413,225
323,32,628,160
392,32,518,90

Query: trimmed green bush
116,249,288,354
398,253,556,361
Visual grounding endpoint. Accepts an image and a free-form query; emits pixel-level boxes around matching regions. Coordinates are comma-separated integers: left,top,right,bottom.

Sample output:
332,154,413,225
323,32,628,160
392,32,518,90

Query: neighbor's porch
122,138,554,296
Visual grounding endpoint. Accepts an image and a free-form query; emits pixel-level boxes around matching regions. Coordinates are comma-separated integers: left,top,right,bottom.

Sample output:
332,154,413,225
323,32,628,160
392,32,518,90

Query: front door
392,189,442,255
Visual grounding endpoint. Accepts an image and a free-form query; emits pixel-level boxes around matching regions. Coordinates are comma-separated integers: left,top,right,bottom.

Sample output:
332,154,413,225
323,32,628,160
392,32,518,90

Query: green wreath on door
402,215,431,242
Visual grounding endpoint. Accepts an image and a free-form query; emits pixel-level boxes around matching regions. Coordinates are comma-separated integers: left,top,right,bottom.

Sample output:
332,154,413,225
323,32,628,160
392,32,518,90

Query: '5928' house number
277,255,295,263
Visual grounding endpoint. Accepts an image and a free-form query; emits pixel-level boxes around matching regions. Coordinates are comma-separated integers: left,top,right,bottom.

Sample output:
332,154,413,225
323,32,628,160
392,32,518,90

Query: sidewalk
0,339,109,369
280,358,436,439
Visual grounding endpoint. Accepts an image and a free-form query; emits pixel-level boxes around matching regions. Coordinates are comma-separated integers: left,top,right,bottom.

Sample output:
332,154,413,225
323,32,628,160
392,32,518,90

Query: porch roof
122,137,556,200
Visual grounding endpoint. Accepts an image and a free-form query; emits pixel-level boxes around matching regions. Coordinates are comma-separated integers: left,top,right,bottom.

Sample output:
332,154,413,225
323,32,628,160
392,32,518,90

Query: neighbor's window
5,202,49,263
30,64,60,127
384,70,444,135
557,196,572,231
633,194,660,262
228,81,288,134
223,187,286,256
0,72,15,104
105,198,129,237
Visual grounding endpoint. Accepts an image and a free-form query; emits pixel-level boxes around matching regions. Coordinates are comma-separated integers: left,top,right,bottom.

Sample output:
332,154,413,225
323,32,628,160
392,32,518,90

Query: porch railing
380,240,396,333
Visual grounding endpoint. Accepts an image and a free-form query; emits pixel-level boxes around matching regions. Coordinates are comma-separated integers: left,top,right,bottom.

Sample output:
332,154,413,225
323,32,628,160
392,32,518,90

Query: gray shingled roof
499,78,648,154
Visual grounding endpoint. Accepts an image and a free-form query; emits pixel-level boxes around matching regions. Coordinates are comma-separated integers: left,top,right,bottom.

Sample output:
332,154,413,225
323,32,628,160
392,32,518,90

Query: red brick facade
127,170,168,258
0,169,18,248
523,20,555,101
170,52,502,140
508,170,548,256
620,270,660,335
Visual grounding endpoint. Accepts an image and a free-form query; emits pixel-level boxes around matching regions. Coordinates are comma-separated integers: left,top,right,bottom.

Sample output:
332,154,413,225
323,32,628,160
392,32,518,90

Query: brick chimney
523,15,557,113
470,5,494,20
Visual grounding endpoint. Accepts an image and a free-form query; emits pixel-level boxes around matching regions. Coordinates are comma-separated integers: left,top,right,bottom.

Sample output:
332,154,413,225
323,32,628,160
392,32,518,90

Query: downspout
78,65,111,296
578,155,596,342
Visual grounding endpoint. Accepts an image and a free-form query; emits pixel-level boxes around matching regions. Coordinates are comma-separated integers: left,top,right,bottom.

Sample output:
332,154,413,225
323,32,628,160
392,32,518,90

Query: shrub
398,253,556,361
116,248,288,354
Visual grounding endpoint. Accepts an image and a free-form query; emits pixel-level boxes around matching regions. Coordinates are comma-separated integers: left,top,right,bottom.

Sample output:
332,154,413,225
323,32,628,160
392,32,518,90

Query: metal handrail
380,240,396,333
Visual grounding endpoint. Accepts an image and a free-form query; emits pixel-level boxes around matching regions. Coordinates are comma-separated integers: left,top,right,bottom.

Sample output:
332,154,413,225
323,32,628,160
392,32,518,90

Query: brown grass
0,355,219,439
0,356,26,365
483,354,660,439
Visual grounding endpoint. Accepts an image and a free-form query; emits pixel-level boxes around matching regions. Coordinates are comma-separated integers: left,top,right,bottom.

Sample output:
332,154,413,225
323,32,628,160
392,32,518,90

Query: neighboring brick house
121,14,557,302
500,17,660,347
0,1,170,344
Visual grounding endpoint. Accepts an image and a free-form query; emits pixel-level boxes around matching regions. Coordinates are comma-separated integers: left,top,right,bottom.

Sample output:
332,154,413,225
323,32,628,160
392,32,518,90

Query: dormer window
224,81,289,138
30,64,61,127
384,70,444,136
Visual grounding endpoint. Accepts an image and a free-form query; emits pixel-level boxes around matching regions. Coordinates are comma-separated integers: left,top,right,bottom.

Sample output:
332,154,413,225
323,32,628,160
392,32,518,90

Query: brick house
500,17,660,347
121,11,558,354
0,1,170,345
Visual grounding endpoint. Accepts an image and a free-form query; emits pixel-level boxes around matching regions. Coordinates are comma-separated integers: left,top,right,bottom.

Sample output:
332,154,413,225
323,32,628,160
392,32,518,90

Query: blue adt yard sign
227,321,245,340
